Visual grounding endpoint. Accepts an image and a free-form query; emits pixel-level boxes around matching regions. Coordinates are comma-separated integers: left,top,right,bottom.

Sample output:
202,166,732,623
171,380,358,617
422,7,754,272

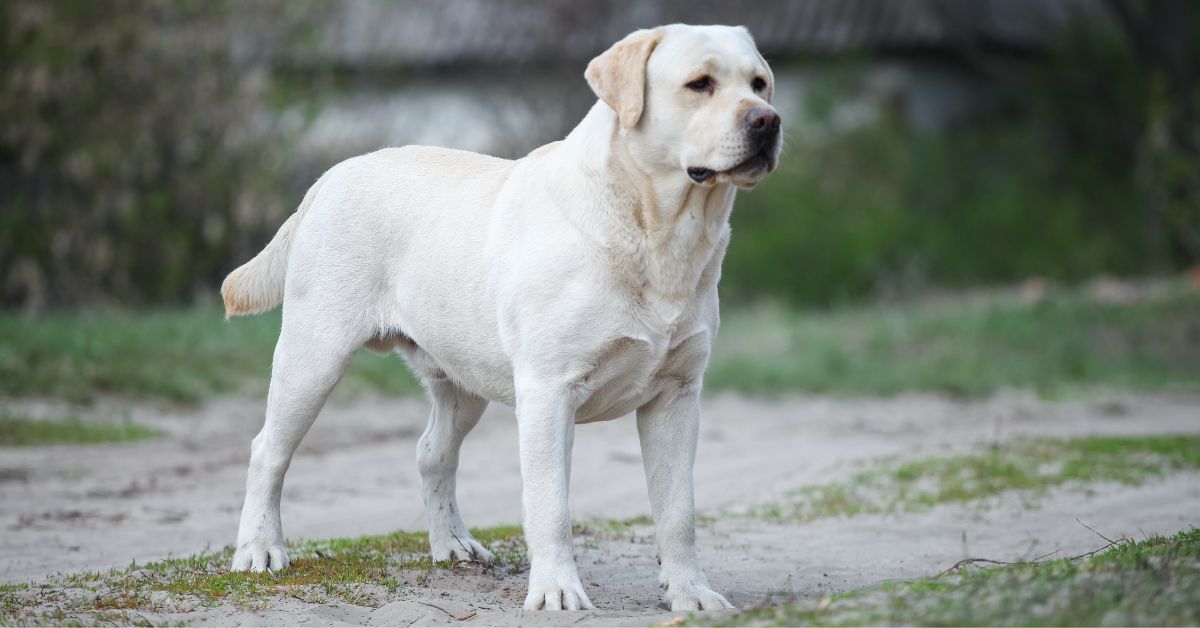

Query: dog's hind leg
230,306,359,572
417,375,494,563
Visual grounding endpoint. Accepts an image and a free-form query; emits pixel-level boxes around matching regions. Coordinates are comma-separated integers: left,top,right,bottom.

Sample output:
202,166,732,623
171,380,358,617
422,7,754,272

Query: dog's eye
685,76,713,93
752,77,767,92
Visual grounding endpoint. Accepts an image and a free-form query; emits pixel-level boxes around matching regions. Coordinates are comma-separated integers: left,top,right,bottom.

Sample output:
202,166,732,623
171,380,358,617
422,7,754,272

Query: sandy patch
1,391,1198,624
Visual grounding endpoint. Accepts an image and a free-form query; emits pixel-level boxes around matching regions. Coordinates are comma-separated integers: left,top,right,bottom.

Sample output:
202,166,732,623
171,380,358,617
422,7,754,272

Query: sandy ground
2,391,1198,624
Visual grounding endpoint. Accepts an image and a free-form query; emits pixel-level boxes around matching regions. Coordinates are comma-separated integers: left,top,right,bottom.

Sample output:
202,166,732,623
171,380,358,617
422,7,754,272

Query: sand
2,391,1197,624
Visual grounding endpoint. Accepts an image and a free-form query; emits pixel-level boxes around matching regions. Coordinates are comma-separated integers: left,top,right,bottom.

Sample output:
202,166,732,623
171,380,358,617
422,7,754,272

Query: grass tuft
0,525,527,624
0,413,160,446
708,283,1200,398
719,528,1200,626
759,434,1200,523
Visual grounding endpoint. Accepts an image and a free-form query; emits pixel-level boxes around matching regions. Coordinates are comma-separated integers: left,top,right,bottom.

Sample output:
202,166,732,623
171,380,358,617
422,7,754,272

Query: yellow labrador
222,23,781,611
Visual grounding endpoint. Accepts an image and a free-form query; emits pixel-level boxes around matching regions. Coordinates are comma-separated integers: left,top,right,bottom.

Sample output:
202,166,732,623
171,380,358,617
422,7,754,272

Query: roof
292,0,1105,68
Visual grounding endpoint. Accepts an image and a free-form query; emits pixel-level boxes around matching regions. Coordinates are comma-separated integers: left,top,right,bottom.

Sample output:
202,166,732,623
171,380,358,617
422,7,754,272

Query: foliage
725,76,1148,306
0,0,307,308
1,3,1197,309
1106,0,1200,264
724,1,1200,306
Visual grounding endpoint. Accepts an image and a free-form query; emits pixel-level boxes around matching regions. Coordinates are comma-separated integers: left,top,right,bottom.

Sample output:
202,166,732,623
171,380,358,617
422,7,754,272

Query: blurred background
2,0,1198,404
3,0,1199,311
2,3,1200,620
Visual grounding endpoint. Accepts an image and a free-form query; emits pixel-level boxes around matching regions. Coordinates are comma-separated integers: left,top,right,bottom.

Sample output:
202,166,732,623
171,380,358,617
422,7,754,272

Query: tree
0,0,302,308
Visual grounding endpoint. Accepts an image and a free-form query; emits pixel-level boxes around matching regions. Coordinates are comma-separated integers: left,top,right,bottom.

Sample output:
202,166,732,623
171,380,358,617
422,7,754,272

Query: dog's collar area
686,167,716,183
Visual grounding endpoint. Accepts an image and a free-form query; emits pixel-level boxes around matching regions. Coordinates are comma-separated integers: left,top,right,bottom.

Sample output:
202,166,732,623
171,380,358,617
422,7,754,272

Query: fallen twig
942,519,1128,575
413,600,453,616
413,600,477,621
940,557,1022,574
1064,538,1123,561
1076,518,1118,545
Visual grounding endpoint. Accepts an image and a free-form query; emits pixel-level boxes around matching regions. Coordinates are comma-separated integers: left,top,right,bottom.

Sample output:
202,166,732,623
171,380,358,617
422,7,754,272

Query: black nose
745,107,781,137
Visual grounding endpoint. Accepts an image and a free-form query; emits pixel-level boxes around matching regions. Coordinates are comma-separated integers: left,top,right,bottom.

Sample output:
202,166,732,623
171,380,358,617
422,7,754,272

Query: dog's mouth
687,149,777,185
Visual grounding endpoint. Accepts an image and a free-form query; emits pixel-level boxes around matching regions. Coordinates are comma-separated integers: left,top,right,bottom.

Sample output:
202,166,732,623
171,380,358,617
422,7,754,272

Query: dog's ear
585,27,664,130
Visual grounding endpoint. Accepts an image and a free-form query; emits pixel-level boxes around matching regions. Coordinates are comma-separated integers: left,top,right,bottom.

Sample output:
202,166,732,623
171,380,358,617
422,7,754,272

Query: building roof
294,0,1105,68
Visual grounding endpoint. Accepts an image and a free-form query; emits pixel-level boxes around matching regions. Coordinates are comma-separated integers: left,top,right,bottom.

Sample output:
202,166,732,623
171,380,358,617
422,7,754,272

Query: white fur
224,24,781,612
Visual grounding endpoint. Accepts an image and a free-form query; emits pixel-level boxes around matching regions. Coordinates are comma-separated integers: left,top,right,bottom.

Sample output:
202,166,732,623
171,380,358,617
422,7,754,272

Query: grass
0,515,669,623
709,282,1200,397
0,525,527,624
0,307,422,404
759,434,1200,523
719,527,1200,626
0,283,1197,404
0,412,160,446
4,434,1198,624
151,525,526,606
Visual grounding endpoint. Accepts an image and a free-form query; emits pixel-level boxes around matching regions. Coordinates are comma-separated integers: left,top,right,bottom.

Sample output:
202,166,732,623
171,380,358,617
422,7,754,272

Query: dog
221,23,781,611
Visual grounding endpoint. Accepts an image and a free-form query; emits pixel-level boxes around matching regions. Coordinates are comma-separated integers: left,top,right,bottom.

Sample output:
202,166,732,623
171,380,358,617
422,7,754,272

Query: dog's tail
220,176,325,319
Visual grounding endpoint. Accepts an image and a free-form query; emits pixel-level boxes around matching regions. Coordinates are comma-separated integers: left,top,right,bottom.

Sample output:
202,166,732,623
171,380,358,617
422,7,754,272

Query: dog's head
586,24,781,189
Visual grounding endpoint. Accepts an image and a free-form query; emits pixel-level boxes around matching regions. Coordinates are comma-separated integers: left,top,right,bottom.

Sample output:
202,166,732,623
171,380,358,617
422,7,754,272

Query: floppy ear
585,27,664,130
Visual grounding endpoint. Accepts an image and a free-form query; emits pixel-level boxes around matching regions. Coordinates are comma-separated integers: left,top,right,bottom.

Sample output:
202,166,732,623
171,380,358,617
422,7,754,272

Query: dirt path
2,391,1198,623
140,473,1200,626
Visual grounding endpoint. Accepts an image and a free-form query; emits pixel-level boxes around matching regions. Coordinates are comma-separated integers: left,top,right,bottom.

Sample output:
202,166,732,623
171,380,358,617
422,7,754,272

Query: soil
2,391,1197,624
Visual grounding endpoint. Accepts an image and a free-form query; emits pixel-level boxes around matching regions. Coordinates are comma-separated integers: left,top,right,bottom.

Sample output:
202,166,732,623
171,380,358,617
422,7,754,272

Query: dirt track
2,391,1198,624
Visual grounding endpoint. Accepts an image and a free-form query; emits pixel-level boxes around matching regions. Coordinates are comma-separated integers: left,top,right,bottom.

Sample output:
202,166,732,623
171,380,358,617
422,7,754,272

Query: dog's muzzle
687,107,782,184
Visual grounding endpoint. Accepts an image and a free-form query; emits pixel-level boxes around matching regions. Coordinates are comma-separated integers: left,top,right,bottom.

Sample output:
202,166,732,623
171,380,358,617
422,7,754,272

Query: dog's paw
230,541,289,573
430,534,495,564
523,565,594,610
661,570,734,611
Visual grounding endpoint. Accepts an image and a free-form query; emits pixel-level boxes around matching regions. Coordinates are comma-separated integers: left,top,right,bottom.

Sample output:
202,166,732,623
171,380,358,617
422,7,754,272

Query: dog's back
222,146,514,323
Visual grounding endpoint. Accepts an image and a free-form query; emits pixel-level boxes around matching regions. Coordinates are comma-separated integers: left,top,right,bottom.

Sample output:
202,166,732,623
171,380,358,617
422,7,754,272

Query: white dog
221,23,781,611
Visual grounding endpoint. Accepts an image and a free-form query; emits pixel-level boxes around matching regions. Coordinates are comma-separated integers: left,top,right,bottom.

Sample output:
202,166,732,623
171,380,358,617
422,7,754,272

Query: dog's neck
549,102,735,324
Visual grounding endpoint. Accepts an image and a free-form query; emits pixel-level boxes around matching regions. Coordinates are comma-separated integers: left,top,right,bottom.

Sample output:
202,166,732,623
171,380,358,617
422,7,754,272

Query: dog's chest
572,324,710,423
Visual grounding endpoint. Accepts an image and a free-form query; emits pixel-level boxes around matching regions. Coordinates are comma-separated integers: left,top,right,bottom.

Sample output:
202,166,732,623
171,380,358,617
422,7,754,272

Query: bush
0,0,301,308
724,111,1149,306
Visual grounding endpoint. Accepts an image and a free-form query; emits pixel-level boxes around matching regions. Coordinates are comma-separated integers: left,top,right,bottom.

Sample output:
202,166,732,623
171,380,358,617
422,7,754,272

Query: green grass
0,308,422,404
0,413,160,446
759,434,1200,523
708,283,1200,397
0,525,526,623
151,525,526,606
720,527,1200,626
1,283,1197,404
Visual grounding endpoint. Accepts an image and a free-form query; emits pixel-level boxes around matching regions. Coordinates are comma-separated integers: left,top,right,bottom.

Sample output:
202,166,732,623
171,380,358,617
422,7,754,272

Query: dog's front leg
637,387,734,611
516,388,593,610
